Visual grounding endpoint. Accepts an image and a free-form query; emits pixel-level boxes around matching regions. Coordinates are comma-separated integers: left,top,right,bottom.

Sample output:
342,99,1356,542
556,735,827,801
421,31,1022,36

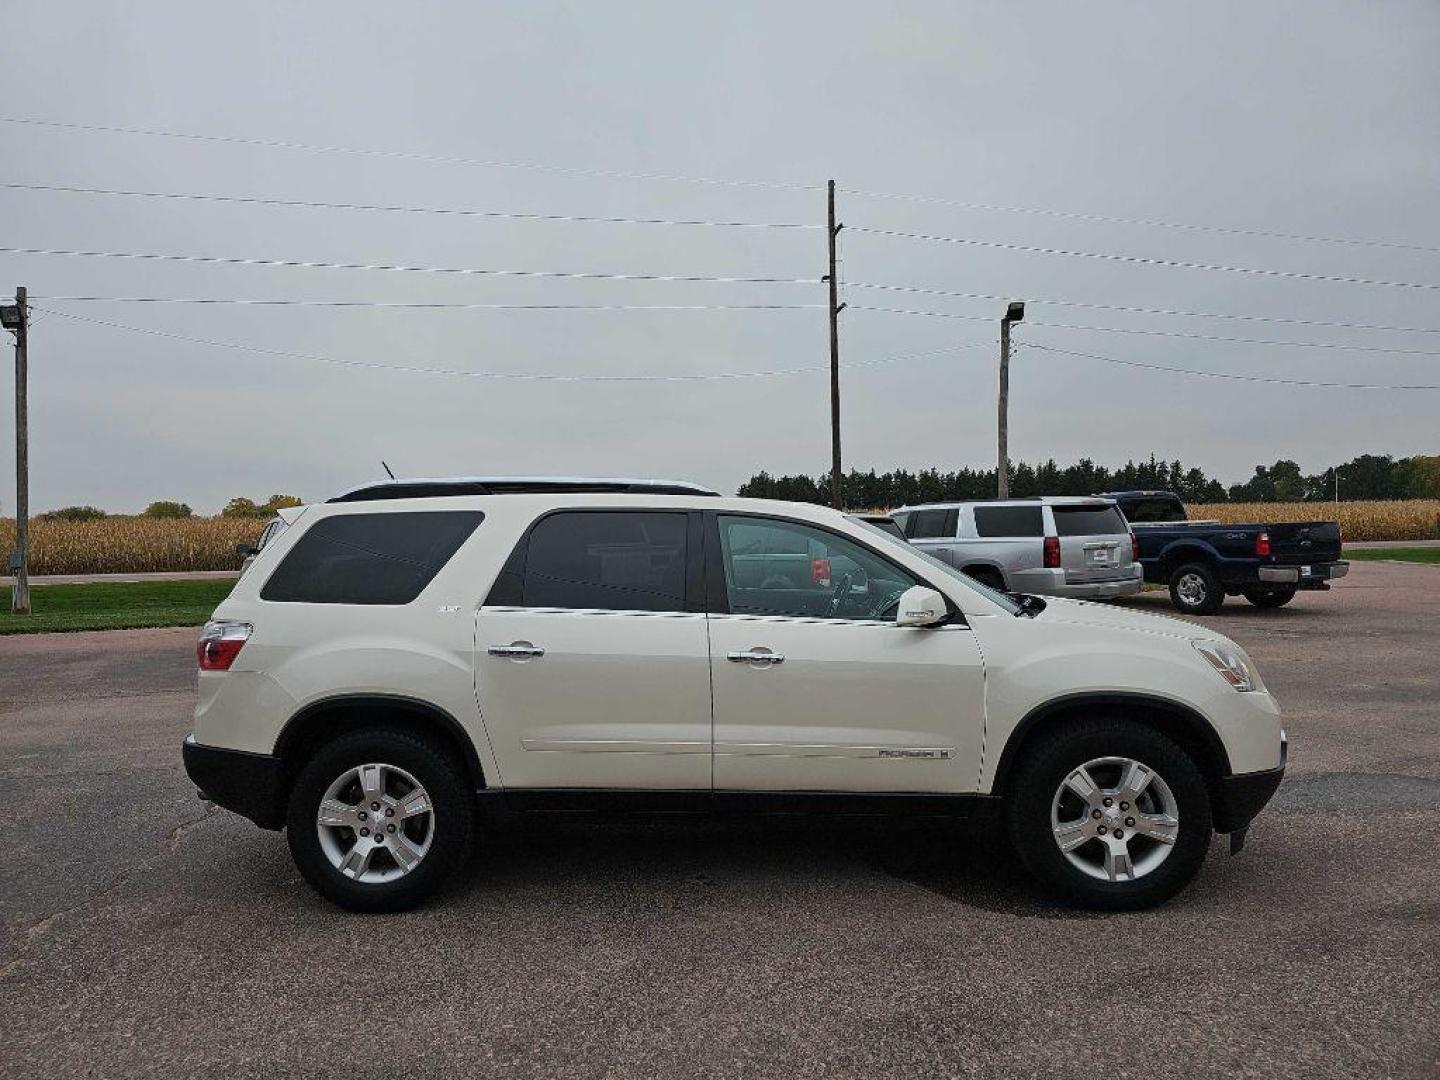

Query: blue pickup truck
1102,491,1348,614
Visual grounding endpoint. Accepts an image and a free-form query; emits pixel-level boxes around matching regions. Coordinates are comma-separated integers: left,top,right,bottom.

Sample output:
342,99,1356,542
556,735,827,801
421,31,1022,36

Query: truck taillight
1043,536,1061,568
1130,530,1140,562
198,620,252,671
1255,532,1271,557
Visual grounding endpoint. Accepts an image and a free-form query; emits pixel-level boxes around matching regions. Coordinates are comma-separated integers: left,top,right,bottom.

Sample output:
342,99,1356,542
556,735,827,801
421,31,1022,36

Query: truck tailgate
1268,521,1342,563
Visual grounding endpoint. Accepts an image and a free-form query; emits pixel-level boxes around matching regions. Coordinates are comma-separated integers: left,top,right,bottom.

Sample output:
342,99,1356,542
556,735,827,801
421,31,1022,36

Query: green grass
0,579,236,634
1345,547,1440,565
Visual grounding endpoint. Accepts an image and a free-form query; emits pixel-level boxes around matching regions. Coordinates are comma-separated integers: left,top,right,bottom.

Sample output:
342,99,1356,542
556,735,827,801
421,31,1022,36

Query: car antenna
381,461,395,479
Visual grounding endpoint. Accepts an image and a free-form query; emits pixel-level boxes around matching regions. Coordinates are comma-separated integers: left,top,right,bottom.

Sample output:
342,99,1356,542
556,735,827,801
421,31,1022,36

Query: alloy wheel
1050,756,1179,882
315,762,435,884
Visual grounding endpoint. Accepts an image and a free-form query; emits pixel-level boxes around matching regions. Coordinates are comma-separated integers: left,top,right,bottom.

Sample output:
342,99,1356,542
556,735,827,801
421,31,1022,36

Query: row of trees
738,453,1440,507
39,494,304,521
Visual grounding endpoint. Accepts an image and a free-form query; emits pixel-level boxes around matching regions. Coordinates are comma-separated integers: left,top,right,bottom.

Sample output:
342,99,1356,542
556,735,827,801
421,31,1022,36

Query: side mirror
235,543,257,557
895,585,948,627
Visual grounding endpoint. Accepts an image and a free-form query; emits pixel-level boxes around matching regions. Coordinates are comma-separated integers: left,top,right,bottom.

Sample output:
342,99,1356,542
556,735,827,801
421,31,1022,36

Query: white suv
184,477,1286,913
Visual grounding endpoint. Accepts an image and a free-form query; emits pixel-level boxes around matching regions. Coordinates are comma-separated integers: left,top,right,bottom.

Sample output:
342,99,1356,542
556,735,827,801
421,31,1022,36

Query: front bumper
1214,730,1287,834
182,734,286,830
1257,560,1349,587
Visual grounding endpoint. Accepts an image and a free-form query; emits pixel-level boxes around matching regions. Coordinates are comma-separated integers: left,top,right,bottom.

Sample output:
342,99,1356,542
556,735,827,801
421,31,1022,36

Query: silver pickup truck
889,497,1143,599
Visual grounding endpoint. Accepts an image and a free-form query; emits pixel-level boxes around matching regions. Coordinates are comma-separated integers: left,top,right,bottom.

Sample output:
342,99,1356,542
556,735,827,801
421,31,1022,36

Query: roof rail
328,476,720,503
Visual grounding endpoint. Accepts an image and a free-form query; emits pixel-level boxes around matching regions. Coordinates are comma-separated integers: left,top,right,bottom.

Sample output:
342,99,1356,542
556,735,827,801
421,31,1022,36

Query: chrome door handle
727,649,784,665
488,642,545,659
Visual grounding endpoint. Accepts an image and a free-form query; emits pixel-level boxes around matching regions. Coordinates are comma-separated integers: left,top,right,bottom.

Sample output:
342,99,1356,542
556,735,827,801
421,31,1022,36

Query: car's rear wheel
964,565,1007,591
1168,561,1223,615
1008,718,1212,910
1243,586,1296,609
286,727,474,913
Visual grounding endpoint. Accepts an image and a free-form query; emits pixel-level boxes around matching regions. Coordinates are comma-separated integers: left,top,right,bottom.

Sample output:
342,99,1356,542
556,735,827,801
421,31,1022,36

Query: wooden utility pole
10,286,29,614
826,180,846,509
997,301,1025,499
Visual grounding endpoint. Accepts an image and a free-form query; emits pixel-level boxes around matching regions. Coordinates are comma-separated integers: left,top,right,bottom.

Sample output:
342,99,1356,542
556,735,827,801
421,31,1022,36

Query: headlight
1192,639,1260,692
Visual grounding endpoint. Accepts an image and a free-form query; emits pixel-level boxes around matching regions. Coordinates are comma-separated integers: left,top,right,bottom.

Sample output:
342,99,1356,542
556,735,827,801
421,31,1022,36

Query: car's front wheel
286,728,475,913
1008,718,1212,910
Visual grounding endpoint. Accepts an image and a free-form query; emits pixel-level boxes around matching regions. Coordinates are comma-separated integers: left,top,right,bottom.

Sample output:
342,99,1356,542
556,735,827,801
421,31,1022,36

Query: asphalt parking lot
2,561,1437,1079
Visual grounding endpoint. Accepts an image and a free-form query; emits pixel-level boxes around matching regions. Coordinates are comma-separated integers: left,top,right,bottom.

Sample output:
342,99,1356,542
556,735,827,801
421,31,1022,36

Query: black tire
964,566,1008,591
1168,561,1224,615
286,727,475,913
1007,717,1212,910
1243,586,1296,609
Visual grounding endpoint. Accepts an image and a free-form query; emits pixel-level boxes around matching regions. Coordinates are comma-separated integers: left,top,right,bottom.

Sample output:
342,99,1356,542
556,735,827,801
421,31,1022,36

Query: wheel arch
960,561,1008,585
274,694,487,797
989,692,1232,801
1157,541,1218,577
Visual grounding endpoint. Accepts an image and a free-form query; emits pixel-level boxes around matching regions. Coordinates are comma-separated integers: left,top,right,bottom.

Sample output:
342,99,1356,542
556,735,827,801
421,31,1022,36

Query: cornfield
1186,501,1440,542
0,516,267,575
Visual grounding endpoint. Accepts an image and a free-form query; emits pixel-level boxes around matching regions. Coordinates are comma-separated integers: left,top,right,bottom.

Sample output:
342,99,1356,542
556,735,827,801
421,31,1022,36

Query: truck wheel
1169,562,1223,615
286,727,475,913
1007,717,1212,910
1243,587,1296,609
964,566,1007,591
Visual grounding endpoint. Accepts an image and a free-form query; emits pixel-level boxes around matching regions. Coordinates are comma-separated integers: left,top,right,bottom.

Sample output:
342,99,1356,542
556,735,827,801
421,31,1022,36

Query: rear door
903,507,960,565
1050,502,1131,584
474,509,712,790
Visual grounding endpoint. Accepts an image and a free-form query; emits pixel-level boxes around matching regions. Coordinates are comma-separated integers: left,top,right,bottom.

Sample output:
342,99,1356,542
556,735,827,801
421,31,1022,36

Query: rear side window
1052,504,1128,537
974,506,1044,538
520,511,688,612
905,508,958,539
261,511,483,605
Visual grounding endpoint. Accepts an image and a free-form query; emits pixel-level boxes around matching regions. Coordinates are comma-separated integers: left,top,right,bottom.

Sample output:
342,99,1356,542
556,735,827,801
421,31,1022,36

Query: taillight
811,557,832,587
1255,532,1271,557
1130,530,1140,562
1043,536,1061,569
198,619,252,671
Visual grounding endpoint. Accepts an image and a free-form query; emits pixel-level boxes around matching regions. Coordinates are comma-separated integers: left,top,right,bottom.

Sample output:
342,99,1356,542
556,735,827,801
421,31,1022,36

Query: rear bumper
1016,565,1144,599
182,734,286,830
1256,560,1349,587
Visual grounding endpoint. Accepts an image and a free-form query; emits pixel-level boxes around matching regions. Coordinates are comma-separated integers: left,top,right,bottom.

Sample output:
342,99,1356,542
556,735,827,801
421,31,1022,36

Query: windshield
846,516,1024,615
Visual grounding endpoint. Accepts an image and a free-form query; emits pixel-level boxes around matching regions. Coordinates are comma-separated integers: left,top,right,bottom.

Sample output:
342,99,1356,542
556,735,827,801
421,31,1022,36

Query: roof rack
328,476,720,503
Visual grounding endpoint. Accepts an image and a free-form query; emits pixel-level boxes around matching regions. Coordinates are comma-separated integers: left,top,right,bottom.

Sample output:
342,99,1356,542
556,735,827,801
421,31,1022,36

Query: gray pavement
1,563,1437,1079
1,569,239,586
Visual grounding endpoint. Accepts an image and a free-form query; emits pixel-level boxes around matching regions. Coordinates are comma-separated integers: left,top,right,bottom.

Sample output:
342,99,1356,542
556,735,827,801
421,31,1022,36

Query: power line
0,246,817,286
850,304,1440,358
846,281,1440,336
4,118,1430,257
34,296,825,311
1021,341,1440,391
847,227,1440,291
841,187,1440,257
0,117,818,193
35,305,981,382
0,181,820,231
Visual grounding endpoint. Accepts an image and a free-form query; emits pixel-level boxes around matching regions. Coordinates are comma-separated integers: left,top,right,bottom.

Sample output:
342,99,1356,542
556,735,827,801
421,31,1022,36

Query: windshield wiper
1007,592,1047,617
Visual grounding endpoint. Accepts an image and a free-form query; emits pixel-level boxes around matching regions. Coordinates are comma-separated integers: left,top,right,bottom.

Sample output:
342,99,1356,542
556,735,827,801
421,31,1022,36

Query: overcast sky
1,1,1437,513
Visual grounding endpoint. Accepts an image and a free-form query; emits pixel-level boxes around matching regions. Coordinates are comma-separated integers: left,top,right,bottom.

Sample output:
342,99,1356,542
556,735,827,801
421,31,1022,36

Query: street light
998,301,1026,498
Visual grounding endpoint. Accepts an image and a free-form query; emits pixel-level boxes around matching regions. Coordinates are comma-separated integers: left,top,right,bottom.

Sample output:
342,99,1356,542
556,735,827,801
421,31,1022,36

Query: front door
706,514,986,793
475,509,711,790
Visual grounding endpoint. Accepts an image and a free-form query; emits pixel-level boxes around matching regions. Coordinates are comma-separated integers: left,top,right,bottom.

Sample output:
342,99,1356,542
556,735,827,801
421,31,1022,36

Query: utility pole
3,287,29,614
997,300,1025,499
826,180,846,509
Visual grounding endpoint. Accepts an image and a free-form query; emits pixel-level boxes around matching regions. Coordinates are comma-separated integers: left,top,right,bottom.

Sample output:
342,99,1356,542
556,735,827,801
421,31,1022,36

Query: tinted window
1052,504,1128,536
522,512,687,612
973,506,1044,538
718,515,917,621
261,511,483,605
1121,497,1186,523
906,508,956,539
